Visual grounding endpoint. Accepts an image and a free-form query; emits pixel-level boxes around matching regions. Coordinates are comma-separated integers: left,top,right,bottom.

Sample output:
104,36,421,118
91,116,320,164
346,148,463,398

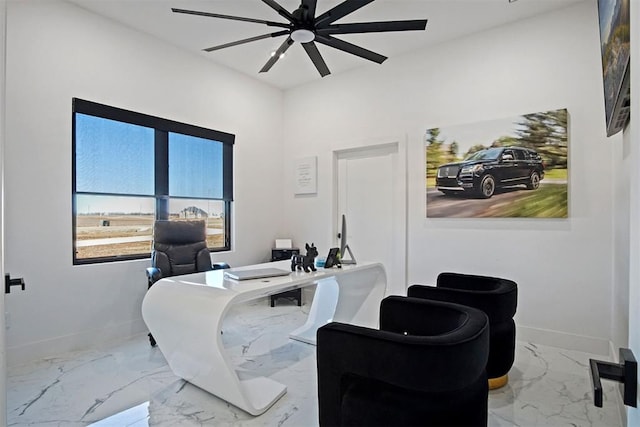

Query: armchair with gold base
408,272,518,389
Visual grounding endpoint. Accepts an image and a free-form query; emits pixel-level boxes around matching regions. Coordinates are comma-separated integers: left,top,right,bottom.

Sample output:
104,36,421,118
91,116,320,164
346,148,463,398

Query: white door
334,142,406,296
0,0,7,422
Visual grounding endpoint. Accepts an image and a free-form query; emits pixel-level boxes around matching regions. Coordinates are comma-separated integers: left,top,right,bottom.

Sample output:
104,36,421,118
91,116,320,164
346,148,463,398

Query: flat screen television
597,0,631,137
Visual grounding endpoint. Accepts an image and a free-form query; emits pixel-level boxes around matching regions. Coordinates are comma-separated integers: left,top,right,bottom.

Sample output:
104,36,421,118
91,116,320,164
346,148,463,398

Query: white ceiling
68,0,585,90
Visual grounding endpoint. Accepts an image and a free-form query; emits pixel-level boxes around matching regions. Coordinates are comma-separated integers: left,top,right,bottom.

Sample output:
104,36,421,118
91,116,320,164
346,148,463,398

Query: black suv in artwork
436,147,545,198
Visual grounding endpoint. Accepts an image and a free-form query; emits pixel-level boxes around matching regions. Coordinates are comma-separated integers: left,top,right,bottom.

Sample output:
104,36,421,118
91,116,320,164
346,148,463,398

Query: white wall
623,0,640,422
612,56,632,355
282,1,615,354
3,0,285,365
613,123,629,354
0,0,7,419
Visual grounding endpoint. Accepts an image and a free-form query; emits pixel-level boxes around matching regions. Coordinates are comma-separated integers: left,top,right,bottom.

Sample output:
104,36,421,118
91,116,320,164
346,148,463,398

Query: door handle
4,274,25,294
589,348,637,407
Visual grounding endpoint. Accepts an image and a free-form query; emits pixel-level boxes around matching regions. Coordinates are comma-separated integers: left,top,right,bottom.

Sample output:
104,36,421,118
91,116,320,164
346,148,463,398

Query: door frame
331,138,407,296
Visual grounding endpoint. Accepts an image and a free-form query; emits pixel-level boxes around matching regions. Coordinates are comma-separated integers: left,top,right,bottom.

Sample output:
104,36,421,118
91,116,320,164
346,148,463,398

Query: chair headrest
154,220,207,245
437,272,517,294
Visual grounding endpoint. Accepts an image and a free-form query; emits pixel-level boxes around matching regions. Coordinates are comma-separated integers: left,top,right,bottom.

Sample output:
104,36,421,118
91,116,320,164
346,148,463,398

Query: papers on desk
275,239,292,249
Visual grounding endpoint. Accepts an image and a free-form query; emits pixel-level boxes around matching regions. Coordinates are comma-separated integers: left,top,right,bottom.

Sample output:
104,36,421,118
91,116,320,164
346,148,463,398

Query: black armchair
145,220,229,346
408,272,518,389
317,296,490,427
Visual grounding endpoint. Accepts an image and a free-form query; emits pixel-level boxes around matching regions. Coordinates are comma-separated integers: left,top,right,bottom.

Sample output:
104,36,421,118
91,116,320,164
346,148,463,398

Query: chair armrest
196,248,213,272
146,267,162,286
316,322,416,426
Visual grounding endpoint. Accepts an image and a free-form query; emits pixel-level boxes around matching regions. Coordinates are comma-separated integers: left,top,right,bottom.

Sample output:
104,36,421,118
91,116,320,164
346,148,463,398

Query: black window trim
72,98,234,265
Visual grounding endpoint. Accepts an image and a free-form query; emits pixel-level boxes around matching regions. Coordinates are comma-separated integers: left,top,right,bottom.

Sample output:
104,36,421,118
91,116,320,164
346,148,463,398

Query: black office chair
145,220,229,346
408,272,518,389
317,296,490,427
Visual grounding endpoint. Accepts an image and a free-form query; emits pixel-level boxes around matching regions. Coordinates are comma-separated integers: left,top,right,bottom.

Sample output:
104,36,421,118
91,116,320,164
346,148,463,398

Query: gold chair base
488,374,508,390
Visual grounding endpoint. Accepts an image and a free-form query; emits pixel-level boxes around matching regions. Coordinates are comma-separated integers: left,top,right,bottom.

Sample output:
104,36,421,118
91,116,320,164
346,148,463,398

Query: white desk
141,260,386,416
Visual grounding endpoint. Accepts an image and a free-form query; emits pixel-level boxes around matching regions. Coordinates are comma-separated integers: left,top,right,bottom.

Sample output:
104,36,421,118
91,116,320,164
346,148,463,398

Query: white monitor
339,214,356,264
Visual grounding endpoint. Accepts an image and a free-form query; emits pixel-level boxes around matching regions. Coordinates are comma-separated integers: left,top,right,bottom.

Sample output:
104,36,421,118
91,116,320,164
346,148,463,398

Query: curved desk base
142,261,386,416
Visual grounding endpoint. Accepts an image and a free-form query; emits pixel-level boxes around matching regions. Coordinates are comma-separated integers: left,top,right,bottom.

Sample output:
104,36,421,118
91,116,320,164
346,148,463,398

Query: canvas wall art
425,109,568,218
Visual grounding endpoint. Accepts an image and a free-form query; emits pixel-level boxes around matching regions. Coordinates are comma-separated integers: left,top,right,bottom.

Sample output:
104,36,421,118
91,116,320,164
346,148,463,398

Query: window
513,149,526,161
72,98,234,264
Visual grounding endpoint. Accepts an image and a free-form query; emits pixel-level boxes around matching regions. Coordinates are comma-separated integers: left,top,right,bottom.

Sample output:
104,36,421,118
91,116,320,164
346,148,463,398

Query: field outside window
75,195,155,260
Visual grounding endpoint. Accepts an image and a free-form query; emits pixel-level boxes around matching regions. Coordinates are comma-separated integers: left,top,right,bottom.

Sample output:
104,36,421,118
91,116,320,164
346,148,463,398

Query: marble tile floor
8,300,623,426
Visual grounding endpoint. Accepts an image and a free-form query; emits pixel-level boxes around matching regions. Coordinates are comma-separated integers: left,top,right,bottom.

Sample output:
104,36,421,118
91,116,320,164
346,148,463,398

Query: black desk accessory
324,248,341,268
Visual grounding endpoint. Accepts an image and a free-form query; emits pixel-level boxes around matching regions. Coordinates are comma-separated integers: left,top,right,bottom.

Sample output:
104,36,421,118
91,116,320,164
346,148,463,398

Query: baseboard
517,325,611,355
7,318,148,368
609,340,617,360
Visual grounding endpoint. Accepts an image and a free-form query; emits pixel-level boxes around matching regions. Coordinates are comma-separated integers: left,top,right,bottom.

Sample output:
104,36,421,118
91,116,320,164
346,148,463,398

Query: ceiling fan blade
301,0,318,22
171,8,290,29
203,30,289,52
260,37,295,73
315,0,375,27
261,0,296,23
302,41,330,77
317,19,428,35
315,34,386,64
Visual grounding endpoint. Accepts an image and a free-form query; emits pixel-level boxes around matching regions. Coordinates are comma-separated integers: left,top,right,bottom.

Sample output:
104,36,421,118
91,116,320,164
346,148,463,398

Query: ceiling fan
172,0,428,77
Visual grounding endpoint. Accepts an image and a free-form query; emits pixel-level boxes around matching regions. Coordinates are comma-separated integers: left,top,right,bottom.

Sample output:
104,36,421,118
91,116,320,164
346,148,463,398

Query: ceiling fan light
291,29,315,43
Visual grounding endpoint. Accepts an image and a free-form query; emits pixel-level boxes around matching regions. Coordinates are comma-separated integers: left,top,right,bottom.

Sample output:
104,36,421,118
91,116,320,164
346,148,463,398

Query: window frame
72,98,234,265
